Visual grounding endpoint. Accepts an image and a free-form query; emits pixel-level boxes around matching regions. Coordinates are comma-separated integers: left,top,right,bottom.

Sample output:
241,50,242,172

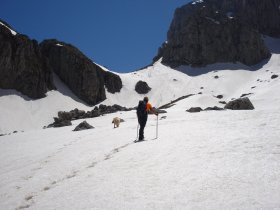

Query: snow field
1,104,280,209
0,37,279,209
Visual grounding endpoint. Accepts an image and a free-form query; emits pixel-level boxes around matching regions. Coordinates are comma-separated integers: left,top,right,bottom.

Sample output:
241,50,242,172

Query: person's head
143,96,149,102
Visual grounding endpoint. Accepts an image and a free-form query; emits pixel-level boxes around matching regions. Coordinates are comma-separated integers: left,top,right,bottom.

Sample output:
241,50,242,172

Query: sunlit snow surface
0,38,280,210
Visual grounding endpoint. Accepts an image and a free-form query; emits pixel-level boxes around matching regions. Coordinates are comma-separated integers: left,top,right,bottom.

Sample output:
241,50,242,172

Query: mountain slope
0,34,280,209
0,69,279,209
0,38,279,134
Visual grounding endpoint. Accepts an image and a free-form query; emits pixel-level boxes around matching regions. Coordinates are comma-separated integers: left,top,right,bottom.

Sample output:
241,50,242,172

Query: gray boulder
135,81,151,94
271,74,278,79
215,95,223,99
73,121,94,131
225,97,255,110
186,107,203,113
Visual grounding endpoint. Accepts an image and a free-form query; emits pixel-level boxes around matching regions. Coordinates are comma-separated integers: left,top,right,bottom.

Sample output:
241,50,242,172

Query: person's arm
147,103,158,115
151,107,158,116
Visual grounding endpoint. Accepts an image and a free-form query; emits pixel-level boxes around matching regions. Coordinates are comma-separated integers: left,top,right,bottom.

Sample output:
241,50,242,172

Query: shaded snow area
0,74,92,133
0,38,280,209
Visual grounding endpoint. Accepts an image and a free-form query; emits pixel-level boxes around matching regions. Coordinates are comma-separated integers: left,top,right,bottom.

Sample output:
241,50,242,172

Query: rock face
0,20,55,98
0,21,122,105
225,97,255,110
226,0,280,38
135,81,151,94
271,74,279,79
103,71,123,94
186,107,203,113
40,39,122,105
73,121,94,131
47,118,72,128
154,0,277,67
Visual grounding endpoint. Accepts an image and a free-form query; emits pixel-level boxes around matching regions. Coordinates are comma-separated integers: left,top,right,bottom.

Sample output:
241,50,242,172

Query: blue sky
1,0,191,72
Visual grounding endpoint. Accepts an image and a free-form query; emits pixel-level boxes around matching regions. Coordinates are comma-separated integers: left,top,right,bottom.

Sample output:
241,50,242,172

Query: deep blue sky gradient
1,0,191,72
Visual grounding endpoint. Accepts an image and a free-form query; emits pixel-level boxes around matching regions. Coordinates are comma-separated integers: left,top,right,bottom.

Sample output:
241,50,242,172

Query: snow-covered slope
0,38,280,209
1,38,279,134
104,37,280,111
0,74,92,133
1,104,279,210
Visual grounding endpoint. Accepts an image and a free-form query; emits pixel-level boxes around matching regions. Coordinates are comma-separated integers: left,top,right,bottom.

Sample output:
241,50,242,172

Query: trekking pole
136,123,139,140
156,114,159,139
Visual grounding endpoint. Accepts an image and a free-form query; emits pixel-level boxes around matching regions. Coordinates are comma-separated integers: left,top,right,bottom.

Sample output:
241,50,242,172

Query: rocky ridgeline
46,103,167,128
186,97,255,113
0,21,122,105
46,104,134,128
40,40,122,105
73,121,94,131
154,0,280,67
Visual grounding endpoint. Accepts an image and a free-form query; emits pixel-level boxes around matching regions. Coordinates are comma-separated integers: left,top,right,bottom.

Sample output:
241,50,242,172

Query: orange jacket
146,102,152,112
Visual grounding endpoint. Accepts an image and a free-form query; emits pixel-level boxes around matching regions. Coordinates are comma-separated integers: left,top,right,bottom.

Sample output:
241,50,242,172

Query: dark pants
138,116,147,140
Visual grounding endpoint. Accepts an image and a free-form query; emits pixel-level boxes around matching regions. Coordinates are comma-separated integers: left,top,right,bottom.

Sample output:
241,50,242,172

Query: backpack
137,100,147,118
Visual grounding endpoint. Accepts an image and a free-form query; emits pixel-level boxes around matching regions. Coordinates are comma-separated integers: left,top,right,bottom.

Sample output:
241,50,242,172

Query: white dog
112,117,121,128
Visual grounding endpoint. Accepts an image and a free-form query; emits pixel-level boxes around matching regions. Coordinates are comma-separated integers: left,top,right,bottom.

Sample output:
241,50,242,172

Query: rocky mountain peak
154,0,280,67
0,22,122,105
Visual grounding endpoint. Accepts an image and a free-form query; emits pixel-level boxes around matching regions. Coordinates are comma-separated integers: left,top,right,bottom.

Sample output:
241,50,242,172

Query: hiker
136,96,158,141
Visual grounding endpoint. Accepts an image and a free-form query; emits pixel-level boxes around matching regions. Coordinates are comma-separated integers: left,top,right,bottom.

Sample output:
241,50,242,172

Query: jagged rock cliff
0,20,122,105
154,0,279,67
0,20,55,98
40,39,122,105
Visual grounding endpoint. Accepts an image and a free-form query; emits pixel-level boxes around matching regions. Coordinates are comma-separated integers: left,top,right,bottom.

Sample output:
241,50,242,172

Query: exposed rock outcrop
47,118,72,128
158,94,195,109
224,0,280,38
103,71,123,94
40,39,122,105
204,106,224,111
46,104,134,128
225,97,255,110
154,0,276,67
186,107,203,113
73,121,94,131
0,20,55,98
135,81,151,94
271,74,279,79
